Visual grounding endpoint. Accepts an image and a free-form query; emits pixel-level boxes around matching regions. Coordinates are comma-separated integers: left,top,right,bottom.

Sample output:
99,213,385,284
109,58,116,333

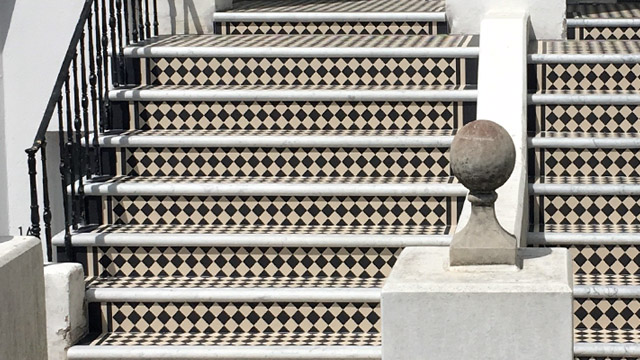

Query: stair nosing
574,342,640,357
529,92,640,105
212,11,446,23
529,133,640,149
529,182,640,195
529,231,640,245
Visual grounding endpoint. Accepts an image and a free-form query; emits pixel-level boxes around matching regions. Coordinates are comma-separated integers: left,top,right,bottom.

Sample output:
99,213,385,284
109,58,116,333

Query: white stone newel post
381,121,574,359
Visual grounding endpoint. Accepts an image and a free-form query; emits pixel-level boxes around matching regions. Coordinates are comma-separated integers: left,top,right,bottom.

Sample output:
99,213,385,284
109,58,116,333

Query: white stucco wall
0,0,85,237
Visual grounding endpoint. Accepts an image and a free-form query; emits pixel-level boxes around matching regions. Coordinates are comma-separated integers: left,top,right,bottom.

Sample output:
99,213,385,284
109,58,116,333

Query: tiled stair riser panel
529,104,640,133
138,57,476,87
117,147,452,177
214,21,448,36
568,26,640,40
90,301,380,334
531,63,640,91
72,245,403,278
531,148,640,178
529,195,640,227
133,100,475,131
575,298,640,331
100,195,462,227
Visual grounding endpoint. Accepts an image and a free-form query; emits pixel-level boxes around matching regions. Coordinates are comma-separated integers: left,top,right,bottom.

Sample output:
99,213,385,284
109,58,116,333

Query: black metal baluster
40,140,53,261
144,0,151,38
138,0,145,40
80,29,92,182
131,0,139,43
123,0,130,45
115,0,127,82
91,0,103,176
101,0,112,131
63,74,78,229
152,0,158,35
72,53,86,227
26,147,41,239
58,94,75,261
109,0,120,86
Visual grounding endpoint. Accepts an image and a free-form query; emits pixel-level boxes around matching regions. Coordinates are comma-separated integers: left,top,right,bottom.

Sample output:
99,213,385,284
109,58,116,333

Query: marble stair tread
95,128,456,147
108,84,477,102
67,332,382,359
575,329,640,358
530,89,640,105
125,34,478,58
228,0,443,14
52,224,455,247
79,175,464,197
530,39,640,63
84,276,381,303
529,224,640,245
529,131,640,148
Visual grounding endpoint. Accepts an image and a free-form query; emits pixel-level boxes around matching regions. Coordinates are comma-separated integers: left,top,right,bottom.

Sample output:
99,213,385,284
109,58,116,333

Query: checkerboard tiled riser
91,301,380,334
101,195,462,227
571,245,640,275
141,57,474,87
568,26,640,40
531,148,640,178
529,104,640,133
135,101,473,131
119,147,452,177
214,21,448,36
529,195,640,226
87,332,381,346
531,63,640,91
575,298,640,331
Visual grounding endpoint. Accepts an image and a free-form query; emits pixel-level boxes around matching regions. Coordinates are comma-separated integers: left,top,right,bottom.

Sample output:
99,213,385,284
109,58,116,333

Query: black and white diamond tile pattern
217,21,447,36
532,104,640,134
122,147,451,177
147,57,463,86
530,195,640,226
86,246,401,278
575,274,640,287
138,101,465,131
534,176,640,185
571,245,640,275
536,64,640,91
231,0,444,13
568,3,640,19
575,298,640,331
86,276,385,289
100,175,457,185
575,329,640,344
89,332,381,346
570,27,640,41
533,148,640,178
107,195,457,226
100,301,380,333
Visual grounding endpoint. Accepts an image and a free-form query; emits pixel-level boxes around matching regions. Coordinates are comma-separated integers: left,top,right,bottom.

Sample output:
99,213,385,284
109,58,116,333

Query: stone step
567,3,640,40
67,332,382,359
99,130,454,178
575,329,640,359
530,224,640,246
212,0,446,36
125,34,478,87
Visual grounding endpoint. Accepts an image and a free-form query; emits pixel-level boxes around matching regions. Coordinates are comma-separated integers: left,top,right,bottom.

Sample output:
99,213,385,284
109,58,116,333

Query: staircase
57,0,478,358
530,2,640,359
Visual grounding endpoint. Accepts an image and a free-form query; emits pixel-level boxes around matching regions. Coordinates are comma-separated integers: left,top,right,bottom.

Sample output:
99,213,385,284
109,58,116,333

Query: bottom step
67,332,381,359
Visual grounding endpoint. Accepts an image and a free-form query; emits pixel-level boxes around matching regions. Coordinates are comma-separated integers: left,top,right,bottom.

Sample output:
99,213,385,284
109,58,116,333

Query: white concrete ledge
574,285,640,299
97,133,455,148
67,345,382,360
530,93,640,105
529,54,640,64
212,12,446,23
530,183,640,195
529,136,640,149
529,232,640,245
109,89,478,102
567,18,640,27
87,287,381,303
574,343,640,358
124,47,480,59
52,232,452,248
80,182,467,197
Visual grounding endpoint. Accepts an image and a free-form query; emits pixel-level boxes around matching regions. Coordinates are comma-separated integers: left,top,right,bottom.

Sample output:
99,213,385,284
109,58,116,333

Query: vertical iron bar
58,94,75,261
40,140,53,262
152,0,158,35
26,148,41,239
101,0,113,130
138,0,145,41
144,0,151,38
131,0,139,43
91,0,104,176
80,28,92,181
123,0,130,45
115,0,127,82
64,74,78,229
72,53,86,227
109,0,120,86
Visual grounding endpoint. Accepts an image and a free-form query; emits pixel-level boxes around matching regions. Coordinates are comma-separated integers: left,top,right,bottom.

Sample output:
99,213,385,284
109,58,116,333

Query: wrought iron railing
25,0,159,261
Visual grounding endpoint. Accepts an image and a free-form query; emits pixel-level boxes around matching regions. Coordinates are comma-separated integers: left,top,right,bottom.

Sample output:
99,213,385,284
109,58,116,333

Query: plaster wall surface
1,0,85,237
0,236,47,360
157,0,230,35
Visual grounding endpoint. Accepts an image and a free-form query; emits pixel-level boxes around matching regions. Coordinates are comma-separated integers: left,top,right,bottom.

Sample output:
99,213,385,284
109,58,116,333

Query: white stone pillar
382,247,573,360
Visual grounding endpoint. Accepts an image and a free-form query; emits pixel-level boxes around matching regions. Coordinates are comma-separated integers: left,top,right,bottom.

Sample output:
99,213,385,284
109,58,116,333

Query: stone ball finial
450,120,516,193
